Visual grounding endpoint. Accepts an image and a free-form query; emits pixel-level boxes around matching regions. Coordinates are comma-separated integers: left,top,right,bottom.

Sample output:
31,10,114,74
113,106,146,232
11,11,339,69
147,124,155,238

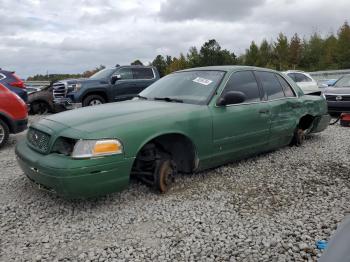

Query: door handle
259,109,270,114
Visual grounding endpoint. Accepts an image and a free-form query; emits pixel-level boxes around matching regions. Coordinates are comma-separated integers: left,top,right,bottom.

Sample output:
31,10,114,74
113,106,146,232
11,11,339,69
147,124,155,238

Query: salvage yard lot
0,115,349,261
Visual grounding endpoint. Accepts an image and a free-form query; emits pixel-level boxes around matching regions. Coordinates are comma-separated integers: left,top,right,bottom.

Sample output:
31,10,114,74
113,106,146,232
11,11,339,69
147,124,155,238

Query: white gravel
0,115,349,261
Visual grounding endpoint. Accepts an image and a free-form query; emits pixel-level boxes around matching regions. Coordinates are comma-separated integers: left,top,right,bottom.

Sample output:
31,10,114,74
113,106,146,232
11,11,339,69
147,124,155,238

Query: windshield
139,70,225,105
89,68,116,80
334,76,350,88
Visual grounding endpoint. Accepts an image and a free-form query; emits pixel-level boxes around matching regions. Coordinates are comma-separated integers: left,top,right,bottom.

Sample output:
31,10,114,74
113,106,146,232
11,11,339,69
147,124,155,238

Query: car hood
42,100,201,136
324,87,350,94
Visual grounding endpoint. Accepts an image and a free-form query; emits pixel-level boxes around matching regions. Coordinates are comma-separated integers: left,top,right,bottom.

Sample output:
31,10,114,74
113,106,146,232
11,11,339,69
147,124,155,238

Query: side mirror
111,74,121,84
217,91,246,106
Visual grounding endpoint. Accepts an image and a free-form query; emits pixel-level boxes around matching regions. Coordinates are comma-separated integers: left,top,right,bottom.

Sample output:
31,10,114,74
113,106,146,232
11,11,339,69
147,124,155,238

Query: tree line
148,22,350,77
27,65,106,81
27,22,350,80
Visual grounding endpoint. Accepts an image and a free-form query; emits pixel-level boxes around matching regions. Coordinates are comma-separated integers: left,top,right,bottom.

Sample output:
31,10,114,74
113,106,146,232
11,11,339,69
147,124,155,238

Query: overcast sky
0,0,349,78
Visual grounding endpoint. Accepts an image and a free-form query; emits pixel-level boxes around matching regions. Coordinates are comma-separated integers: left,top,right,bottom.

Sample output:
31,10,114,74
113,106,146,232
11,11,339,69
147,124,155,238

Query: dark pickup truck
53,65,160,108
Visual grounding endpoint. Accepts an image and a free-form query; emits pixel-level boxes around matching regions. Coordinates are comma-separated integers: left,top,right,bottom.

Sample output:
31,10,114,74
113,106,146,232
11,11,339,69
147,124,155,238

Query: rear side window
276,75,296,97
255,71,285,100
132,68,154,79
222,71,261,103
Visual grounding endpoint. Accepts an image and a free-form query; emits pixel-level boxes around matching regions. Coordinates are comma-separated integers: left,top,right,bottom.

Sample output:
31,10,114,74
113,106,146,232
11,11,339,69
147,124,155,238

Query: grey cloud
158,0,265,22
0,0,349,78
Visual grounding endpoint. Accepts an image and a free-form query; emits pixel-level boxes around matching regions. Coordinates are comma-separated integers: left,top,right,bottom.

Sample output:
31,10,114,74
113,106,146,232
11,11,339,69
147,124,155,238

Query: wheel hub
89,100,102,106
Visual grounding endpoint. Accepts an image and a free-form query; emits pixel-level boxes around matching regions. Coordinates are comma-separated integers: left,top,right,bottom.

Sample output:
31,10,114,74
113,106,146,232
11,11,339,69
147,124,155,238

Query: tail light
10,73,25,89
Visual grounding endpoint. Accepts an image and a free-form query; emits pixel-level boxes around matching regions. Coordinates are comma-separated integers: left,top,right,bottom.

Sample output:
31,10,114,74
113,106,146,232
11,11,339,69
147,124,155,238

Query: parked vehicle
318,79,338,88
283,70,320,94
53,65,160,109
28,83,64,114
324,75,350,113
16,66,330,198
26,86,41,95
0,69,27,102
0,84,28,148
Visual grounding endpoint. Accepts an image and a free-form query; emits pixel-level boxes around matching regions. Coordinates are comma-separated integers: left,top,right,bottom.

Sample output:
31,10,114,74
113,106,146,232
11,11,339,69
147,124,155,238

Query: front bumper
310,114,331,133
53,98,82,110
15,140,134,198
327,101,350,113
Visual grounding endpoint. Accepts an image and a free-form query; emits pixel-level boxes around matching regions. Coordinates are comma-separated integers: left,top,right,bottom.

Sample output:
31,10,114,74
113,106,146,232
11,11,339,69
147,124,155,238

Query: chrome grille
53,81,67,99
27,128,51,153
326,95,350,101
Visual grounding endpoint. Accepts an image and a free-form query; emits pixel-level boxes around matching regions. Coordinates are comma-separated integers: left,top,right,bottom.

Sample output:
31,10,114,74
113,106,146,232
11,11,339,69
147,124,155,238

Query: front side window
222,71,261,103
116,68,133,80
140,70,225,105
256,71,285,100
133,68,154,79
276,75,296,97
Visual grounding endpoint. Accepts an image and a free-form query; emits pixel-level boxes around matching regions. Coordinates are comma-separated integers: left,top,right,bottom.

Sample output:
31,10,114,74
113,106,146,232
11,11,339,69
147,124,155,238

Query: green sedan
15,66,330,198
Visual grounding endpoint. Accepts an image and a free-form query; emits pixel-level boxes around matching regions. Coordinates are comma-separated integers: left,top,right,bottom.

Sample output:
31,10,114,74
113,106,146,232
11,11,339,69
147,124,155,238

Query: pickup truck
53,65,160,108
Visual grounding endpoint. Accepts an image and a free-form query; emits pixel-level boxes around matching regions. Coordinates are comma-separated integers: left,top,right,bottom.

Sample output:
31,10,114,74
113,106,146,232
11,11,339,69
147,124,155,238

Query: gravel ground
0,115,349,261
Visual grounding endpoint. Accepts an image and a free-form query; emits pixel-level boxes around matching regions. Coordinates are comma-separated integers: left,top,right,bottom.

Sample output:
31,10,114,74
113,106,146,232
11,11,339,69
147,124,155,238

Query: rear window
132,68,154,79
255,71,285,100
276,75,296,97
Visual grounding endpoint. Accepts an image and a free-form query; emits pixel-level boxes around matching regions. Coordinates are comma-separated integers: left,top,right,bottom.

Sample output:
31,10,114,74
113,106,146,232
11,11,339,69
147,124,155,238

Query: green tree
165,54,188,74
131,60,143,66
199,39,236,66
320,34,338,69
274,33,289,70
257,39,272,68
187,46,201,68
151,55,167,77
289,33,302,69
245,41,259,66
336,22,350,69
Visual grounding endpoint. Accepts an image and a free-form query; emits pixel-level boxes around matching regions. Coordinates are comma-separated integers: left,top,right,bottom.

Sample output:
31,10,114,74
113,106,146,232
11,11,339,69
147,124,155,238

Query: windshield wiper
135,95,148,100
154,97,183,103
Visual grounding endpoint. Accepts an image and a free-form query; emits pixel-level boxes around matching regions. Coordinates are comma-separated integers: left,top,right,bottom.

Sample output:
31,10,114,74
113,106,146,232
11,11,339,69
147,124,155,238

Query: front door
112,67,139,101
211,70,270,164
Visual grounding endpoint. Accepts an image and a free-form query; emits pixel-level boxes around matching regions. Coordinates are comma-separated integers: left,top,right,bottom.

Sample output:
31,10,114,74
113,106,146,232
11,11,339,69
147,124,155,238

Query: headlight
68,83,82,92
71,139,123,159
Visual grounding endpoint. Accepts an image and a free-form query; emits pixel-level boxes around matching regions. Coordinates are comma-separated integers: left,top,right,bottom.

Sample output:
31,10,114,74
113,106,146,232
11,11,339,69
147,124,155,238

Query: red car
0,83,28,148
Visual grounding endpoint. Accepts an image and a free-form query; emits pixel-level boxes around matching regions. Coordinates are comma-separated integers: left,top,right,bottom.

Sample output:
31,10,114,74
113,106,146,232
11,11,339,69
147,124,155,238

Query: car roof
178,65,277,73
283,70,308,74
0,69,14,75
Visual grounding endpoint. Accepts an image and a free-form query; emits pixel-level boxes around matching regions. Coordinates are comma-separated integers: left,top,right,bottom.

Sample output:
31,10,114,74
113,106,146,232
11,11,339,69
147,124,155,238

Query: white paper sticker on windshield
192,77,213,86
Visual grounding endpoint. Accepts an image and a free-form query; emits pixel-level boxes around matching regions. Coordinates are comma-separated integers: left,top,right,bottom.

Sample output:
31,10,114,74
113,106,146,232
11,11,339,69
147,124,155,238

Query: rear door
211,70,270,163
112,67,139,101
132,68,156,93
255,71,299,148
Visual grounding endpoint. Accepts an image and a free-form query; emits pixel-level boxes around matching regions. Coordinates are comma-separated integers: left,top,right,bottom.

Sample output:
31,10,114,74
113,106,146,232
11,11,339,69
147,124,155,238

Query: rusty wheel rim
159,161,173,193
297,129,305,144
